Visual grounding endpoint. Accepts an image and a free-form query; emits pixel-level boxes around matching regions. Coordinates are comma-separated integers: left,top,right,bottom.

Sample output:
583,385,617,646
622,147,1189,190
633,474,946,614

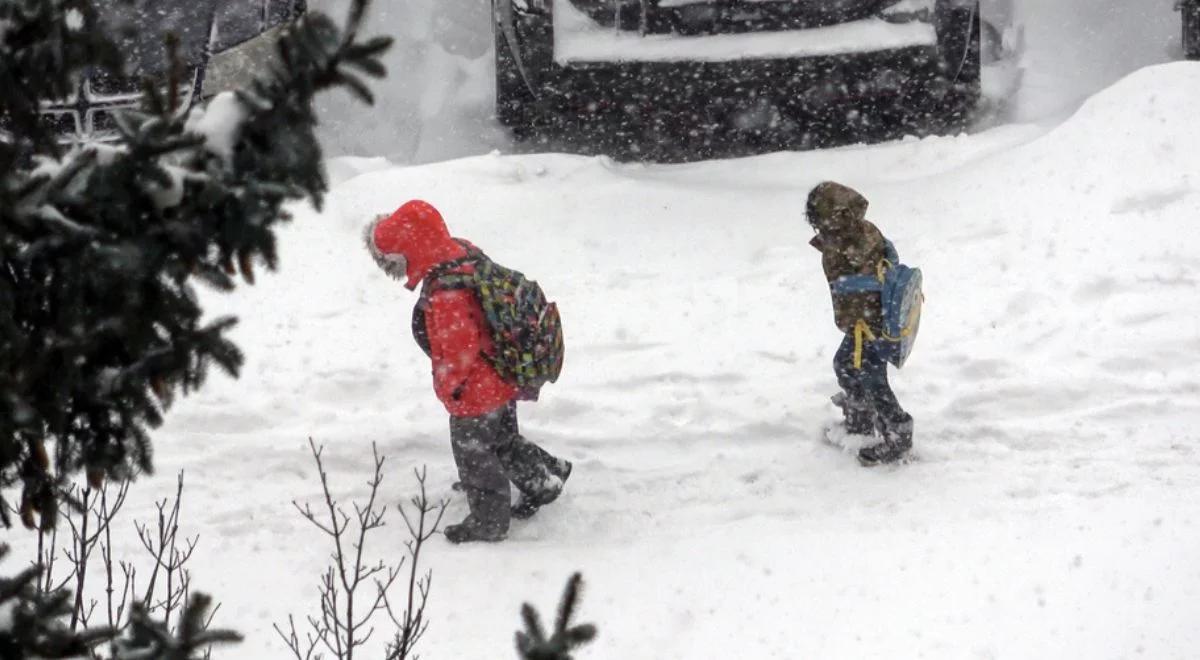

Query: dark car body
37,0,306,144
494,0,982,159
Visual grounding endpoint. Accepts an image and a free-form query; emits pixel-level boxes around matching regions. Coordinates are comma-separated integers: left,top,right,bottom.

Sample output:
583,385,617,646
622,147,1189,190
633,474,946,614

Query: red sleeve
425,290,483,404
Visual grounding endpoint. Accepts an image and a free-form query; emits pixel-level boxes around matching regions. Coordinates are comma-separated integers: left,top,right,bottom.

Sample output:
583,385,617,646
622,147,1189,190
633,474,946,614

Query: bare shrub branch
277,438,447,660
24,471,225,658
384,467,448,660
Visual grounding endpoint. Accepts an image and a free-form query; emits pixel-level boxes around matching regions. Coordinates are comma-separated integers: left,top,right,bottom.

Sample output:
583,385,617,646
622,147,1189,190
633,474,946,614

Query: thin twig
278,439,444,660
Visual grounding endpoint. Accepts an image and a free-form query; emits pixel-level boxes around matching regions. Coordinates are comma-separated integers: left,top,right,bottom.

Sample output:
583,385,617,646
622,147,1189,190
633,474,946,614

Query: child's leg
448,410,512,539
495,402,571,499
833,334,875,435
857,345,913,449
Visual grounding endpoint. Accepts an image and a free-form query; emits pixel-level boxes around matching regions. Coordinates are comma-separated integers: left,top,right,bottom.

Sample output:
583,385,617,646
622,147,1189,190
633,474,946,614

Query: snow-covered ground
11,62,1200,658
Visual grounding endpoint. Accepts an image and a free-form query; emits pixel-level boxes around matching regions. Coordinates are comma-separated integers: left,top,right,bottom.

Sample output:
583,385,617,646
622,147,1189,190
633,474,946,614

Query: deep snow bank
9,63,1200,659
310,0,506,163
1009,0,1179,121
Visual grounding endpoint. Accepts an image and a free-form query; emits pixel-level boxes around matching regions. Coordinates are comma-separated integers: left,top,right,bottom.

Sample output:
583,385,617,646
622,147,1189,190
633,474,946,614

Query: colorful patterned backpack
413,242,564,397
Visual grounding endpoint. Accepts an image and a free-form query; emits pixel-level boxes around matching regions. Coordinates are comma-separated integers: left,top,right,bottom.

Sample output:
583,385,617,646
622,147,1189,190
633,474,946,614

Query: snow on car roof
553,0,938,64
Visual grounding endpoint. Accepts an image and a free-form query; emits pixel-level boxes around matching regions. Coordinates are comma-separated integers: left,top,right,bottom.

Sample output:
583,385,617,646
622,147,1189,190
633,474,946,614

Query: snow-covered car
494,0,987,157
1181,0,1200,59
33,0,306,144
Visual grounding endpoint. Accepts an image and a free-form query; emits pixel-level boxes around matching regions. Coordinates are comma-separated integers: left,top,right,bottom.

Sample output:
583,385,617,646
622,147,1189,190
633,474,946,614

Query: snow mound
1015,61,1200,176
324,155,395,186
310,0,506,164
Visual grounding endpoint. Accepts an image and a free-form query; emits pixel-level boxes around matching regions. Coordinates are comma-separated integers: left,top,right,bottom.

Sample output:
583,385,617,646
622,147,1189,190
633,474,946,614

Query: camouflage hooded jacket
807,181,888,334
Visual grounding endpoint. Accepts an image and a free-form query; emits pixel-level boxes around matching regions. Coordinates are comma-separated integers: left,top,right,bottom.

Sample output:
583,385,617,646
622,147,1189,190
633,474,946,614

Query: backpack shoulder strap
831,274,884,295
411,248,481,355
421,243,484,297
883,238,899,265
451,238,488,263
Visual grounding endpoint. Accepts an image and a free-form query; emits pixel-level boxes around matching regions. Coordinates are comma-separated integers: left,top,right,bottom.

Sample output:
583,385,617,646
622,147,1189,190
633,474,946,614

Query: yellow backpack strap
853,319,876,370
876,258,892,282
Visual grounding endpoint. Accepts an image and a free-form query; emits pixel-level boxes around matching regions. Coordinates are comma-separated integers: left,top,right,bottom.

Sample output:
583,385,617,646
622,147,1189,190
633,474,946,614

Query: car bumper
553,0,938,66
541,47,946,119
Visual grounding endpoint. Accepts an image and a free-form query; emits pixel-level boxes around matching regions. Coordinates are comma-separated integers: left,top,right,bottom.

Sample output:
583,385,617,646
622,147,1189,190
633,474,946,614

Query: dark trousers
449,402,566,532
833,333,913,443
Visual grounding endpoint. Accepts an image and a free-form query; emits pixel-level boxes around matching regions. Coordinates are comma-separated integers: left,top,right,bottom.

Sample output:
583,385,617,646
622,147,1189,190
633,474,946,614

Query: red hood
366,200,467,290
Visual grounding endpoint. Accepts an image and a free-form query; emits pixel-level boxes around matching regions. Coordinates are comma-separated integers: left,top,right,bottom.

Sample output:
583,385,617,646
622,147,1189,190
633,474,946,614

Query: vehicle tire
937,1,981,85
494,21,538,138
1185,1,1200,60
934,0,981,126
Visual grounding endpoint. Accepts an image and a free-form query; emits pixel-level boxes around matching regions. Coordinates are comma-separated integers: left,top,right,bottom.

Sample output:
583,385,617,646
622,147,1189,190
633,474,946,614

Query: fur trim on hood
806,181,869,236
364,214,409,282
364,200,466,290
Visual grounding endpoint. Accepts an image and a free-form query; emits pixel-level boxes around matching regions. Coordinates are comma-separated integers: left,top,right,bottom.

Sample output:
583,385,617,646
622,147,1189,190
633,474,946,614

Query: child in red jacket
366,200,571,543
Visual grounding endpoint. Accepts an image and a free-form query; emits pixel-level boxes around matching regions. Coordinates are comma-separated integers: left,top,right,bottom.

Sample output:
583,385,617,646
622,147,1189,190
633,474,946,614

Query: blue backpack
829,240,923,368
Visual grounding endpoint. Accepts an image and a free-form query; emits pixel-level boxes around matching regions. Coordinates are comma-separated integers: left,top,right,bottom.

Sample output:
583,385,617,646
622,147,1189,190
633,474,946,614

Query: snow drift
310,0,506,163
11,63,1200,658
1009,0,1180,121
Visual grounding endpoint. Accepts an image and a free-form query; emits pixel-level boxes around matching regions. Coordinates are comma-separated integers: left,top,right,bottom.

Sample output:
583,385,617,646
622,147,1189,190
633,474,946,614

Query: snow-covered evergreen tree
0,0,392,530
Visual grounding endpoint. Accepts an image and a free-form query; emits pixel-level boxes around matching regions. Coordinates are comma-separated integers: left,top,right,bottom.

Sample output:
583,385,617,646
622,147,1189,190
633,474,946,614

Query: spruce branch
516,574,598,660
116,593,241,660
0,543,116,658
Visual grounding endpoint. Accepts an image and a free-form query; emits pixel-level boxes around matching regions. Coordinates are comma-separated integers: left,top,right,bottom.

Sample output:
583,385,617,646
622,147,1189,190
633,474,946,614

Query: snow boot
511,460,572,520
857,440,909,466
832,392,875,436
444,515,507,544
858,416,913,466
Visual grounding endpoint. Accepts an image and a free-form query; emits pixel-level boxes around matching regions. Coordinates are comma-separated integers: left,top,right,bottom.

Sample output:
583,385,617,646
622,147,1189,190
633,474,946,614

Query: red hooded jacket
367,200,518,418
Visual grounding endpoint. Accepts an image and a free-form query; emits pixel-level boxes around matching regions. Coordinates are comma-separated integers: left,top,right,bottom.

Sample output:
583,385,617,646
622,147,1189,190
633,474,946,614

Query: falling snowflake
65,8,83,30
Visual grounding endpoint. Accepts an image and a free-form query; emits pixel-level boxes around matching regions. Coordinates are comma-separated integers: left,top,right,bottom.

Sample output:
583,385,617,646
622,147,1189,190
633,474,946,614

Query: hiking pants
449,402,566,532
833,333,913,443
